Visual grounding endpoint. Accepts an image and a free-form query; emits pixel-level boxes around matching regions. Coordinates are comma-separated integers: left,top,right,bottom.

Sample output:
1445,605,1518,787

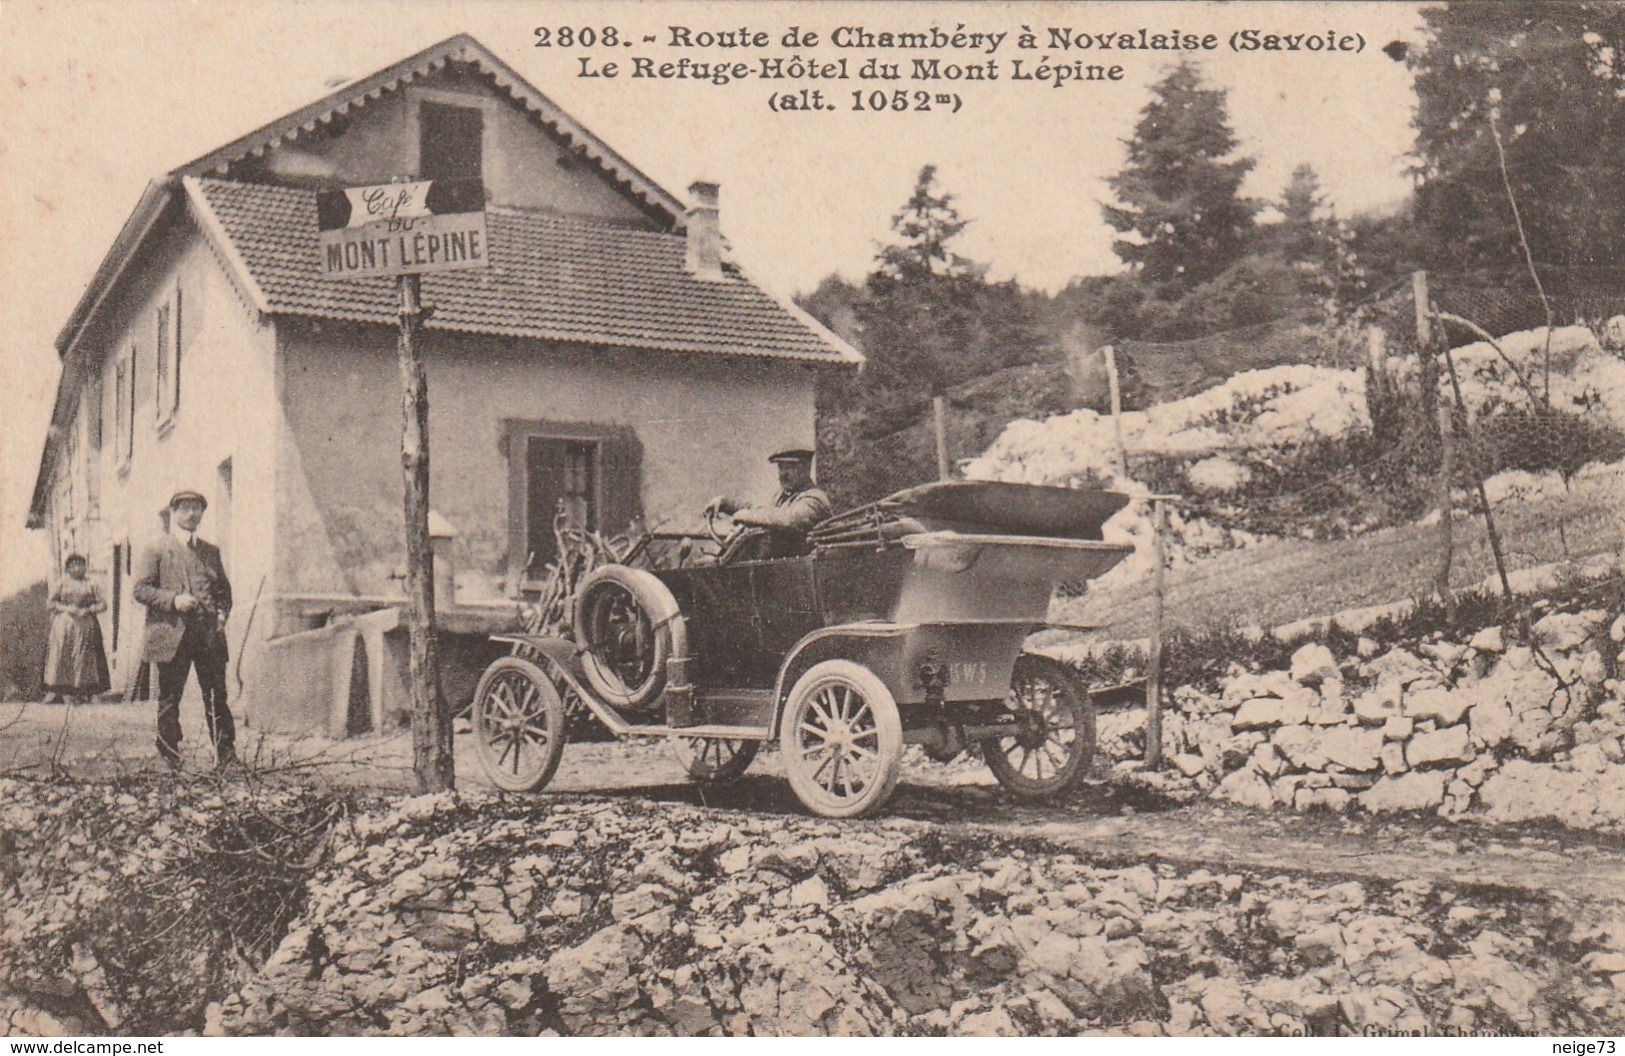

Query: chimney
684,180,724,281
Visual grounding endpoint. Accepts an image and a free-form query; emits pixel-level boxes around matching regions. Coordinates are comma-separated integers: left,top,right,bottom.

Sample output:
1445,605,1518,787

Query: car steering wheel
704,504,732,548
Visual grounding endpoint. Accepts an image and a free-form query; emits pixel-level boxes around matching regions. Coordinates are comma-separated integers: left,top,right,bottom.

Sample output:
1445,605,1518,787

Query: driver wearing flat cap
705,448,832,558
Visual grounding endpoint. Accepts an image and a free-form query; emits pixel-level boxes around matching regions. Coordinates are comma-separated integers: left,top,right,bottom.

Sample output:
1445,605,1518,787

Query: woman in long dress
43,554,111,704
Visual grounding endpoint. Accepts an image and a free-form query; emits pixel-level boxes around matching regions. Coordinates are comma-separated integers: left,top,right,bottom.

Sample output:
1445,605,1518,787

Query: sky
0,0,1428,592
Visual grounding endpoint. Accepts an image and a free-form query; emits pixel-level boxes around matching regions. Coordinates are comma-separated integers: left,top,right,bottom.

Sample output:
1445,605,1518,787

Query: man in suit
134,489,234,769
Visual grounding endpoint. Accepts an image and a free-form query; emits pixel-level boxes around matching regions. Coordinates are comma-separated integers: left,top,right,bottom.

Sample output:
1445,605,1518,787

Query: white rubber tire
781,659,903,818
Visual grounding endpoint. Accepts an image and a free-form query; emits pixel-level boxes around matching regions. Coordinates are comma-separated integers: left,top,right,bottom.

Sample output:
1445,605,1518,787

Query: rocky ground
5,589,1625,1037
2,773,1623,1037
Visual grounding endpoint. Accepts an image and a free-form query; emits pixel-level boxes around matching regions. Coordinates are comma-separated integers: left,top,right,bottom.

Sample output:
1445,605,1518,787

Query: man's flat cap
168,489,208,510
768,448,815,464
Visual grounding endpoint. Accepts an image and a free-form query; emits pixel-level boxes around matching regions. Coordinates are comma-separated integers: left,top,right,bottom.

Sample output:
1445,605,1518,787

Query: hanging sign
316,178,489,279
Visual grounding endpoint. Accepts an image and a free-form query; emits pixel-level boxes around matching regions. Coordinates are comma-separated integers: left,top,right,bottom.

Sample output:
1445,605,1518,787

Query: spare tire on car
573,564,680,711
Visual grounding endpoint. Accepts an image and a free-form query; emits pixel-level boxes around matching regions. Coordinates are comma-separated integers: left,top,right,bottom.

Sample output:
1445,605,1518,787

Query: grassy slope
1057,466,1624,641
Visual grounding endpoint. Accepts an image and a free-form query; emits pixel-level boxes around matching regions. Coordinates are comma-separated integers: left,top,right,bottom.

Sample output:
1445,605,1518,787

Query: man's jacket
133,536,232,662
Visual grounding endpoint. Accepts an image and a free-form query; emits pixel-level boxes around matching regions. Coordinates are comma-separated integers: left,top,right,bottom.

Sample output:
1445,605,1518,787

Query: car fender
489,634,602,713
770,622,915,738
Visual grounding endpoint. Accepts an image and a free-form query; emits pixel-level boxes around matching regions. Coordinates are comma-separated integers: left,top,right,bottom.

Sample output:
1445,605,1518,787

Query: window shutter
525,437,569,573
600,428,644,540
172,284,183,415
155,303,170,420
126,352,136,461
420,102,484,183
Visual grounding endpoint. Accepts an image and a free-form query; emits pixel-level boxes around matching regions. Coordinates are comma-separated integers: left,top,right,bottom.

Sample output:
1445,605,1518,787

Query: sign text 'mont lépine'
316,179,489,280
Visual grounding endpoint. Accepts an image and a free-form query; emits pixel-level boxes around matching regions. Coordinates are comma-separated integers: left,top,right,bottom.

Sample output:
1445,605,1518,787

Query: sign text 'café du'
316,179,489,279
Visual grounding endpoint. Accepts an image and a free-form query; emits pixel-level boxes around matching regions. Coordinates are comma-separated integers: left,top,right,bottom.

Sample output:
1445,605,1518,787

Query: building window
419,101,484,184
155,287,181,426
504,421,642,589
525,437,598,576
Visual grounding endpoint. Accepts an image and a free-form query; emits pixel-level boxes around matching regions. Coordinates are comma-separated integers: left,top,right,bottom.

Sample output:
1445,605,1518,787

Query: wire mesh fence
1030,270,1625,643
814,267,1625,643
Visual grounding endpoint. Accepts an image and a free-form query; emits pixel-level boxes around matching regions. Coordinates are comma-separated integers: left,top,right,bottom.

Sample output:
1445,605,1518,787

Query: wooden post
1439,339,1515,606
1434,402,1455,615
1366,326,1391,439
933,395,951,481
399,272,453,792
1413,270,1440,430
1145,497,1168,769
1366,326,1386,376
1103,344,1128,479
1411,270,1432,349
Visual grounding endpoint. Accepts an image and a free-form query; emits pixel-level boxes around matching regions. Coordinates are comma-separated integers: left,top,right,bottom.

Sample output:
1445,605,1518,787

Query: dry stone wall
1102,608,1625,829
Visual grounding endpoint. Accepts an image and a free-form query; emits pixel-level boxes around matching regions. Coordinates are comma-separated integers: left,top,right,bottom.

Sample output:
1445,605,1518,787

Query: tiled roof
190,178,859,364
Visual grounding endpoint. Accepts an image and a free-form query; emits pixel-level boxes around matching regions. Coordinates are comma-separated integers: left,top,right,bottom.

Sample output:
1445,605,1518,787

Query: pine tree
1280,164,1326,228
873,164,974,283
1409,2,1625,272
1102,62,1258,290
807,166,1045,504
859,165,1040,397
1279,163,1333,265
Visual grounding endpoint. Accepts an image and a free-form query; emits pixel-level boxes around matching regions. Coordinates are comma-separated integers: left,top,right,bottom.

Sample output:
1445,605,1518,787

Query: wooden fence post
1439,338,1515,606
1367,326,1386,376
1414,270,1440,432
933,395,951,481
1145,496,1172,769
1104,344,1129,480
1435,402,1456,617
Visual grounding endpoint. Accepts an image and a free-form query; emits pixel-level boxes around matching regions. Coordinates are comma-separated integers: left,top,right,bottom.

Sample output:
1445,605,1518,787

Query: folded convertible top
809,481,1130,547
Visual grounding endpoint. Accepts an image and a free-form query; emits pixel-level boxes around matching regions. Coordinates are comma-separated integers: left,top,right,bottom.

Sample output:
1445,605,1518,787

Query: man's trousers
155,636,234,765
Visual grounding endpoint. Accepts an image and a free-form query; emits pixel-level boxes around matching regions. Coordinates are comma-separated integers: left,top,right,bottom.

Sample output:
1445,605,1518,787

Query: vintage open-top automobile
470,480,1134,817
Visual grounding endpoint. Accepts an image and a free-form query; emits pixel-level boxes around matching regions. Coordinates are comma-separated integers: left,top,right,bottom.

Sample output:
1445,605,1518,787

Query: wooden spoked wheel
673,736,759,783
782,660,903,818
985,654,1096,800
472,657,567,792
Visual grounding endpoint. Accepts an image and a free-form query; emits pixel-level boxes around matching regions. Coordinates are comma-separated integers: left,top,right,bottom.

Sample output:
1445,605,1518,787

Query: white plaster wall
54,218,280,693
258,69,653,224
275,322,821,602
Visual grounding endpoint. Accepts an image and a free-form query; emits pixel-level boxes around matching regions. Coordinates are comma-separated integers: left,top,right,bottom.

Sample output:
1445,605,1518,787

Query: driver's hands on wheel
707,496,781,529
703,495,739,518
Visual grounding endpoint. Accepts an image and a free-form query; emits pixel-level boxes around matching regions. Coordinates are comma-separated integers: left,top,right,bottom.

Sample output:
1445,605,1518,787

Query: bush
1470,408,1625,481
1,581,49,701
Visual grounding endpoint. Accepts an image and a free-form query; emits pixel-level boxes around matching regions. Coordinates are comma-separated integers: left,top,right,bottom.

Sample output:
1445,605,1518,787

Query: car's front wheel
471,656,567,792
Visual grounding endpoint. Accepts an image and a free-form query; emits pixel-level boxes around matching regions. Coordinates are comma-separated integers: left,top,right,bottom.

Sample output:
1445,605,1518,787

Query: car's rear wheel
985,654,1096,800
673,736,759,783
472,657,567,792
782,660,903,818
